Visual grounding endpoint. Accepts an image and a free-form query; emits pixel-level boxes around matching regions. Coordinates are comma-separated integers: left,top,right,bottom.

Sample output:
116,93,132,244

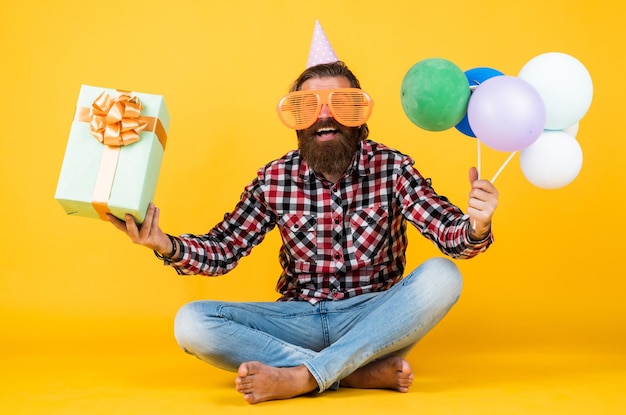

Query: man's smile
315,127,339,141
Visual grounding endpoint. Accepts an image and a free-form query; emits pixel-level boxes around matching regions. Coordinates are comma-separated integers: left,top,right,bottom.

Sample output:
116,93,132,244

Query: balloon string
490,151,517,184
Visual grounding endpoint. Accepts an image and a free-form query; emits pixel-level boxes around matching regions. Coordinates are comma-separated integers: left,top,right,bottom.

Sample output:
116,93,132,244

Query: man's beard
297,119,361,179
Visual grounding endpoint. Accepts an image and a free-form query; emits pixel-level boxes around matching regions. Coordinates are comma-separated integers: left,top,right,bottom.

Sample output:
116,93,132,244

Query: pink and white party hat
306,20,339,68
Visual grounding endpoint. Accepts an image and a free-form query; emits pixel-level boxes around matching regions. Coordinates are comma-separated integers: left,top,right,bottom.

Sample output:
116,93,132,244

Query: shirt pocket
277,214,318,263
348,205,390,265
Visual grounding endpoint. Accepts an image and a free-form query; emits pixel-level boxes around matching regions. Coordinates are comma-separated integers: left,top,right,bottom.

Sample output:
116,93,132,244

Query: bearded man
109,61,499,404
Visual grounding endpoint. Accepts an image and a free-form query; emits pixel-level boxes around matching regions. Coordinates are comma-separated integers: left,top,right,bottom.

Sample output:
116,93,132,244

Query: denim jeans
173,257,462,392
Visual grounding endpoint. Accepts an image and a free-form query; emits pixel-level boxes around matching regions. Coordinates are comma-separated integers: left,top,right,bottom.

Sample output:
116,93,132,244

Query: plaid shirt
171,140,493,304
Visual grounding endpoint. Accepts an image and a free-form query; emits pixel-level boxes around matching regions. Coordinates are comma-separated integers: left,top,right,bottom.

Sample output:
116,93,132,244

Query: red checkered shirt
170,140,493,304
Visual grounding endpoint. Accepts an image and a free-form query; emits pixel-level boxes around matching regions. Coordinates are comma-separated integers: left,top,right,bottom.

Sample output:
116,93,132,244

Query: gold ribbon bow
88,91,148,146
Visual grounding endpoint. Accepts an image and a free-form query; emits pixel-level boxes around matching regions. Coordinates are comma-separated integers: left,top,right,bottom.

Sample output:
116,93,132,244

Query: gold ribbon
74,90,168,149
88,90,148,146
73,89,168,221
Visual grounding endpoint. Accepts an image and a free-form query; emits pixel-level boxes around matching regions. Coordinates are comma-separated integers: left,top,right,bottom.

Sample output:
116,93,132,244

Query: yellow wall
1,0,624,352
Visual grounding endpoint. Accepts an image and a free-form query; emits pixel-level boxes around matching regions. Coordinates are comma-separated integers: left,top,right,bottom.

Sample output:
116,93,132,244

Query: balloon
518,52,593,130
455,67,505,137
467,76,546,152
562,122,579,137
520,130,583,189
400,58,470,131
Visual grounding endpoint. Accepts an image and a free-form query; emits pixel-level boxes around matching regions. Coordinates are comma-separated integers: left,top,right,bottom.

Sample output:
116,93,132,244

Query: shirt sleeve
395,158,493,259
168,171,276,275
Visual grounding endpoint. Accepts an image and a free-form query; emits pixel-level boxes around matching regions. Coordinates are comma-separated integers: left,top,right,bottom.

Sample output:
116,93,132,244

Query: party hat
306,20,338,68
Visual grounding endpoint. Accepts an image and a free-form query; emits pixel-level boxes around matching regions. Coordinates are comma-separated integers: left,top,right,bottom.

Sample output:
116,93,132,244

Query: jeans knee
425,257,463,298
173,301,206,352
405,257,463,308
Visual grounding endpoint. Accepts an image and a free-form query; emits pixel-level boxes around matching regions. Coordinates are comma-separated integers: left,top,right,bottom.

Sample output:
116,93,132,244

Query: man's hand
467,167,498,240
107,203,171,254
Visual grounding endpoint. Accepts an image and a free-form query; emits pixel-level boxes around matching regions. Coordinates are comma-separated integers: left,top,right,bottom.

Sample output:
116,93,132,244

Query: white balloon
519,52,593,130
520,130,583,189
562,122,579,137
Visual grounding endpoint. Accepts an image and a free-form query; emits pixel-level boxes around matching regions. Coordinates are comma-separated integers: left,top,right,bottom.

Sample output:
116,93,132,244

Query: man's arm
395,159,497,259
108,173,276,275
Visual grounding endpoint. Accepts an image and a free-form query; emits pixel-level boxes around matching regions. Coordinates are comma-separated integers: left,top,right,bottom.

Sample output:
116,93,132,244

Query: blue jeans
173,257,462,392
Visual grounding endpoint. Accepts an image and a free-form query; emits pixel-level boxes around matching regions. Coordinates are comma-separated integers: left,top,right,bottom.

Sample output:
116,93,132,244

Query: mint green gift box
55,85,170,223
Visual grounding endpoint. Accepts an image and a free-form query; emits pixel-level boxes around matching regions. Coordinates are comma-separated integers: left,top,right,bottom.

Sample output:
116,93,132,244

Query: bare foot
235,361,318,404
341,356,414,393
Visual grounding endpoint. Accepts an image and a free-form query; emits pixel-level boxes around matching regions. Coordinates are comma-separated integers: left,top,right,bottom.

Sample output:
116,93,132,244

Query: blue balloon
455,67,505,137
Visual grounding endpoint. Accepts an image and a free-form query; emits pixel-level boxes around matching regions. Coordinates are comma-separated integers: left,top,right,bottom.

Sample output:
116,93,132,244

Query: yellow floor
2,341,624,415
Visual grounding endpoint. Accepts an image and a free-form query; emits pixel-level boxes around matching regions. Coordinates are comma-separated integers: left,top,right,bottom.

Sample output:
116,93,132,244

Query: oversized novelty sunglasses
277,88,374,130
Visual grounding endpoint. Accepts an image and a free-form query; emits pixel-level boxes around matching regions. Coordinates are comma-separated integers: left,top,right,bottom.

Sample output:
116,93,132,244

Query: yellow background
1,0,624,359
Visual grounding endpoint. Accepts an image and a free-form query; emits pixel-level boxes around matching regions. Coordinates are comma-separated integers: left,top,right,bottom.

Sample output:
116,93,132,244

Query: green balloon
401,58,470,131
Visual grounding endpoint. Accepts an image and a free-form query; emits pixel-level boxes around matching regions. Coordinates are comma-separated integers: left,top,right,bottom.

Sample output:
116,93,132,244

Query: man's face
297,76,362,178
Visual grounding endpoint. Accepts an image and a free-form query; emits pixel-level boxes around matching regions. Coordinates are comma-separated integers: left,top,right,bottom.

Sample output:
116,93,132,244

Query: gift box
55,85,170,223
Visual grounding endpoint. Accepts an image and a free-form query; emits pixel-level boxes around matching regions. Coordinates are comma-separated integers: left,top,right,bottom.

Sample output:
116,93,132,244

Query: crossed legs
174,257,462,404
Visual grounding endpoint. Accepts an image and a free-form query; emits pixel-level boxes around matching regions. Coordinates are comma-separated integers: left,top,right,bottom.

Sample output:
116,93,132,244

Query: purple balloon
467,76,546,152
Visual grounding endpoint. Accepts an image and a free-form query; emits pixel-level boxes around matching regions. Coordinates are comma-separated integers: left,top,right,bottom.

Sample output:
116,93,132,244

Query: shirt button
334,218,340,224
334,253,341,260
332,187,338,192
